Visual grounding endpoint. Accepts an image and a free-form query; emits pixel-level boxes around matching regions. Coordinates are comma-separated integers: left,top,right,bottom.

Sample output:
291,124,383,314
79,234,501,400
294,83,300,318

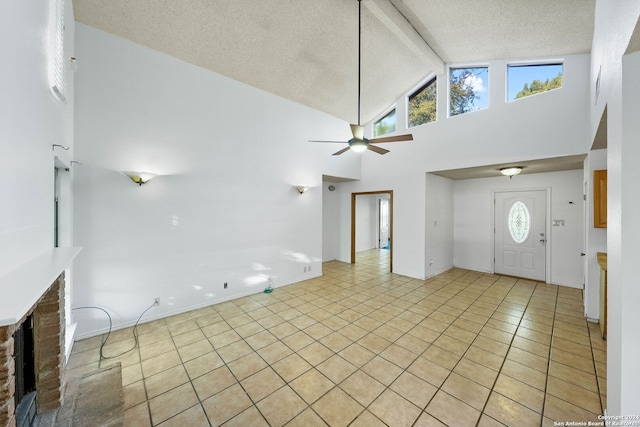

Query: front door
494,190,546,281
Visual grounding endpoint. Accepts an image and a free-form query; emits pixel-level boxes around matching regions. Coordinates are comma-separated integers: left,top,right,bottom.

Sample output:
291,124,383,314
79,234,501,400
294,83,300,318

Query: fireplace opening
14,314,36,427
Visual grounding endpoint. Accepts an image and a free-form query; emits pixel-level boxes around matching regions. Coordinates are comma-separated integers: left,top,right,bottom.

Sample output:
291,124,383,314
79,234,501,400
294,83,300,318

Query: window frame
406,75,437,129
506,60,564,102
448,64,490,118
373,106,397,138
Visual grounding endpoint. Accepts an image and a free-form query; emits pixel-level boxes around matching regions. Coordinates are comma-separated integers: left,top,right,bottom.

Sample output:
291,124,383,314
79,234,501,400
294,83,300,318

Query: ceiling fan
310,0,413,155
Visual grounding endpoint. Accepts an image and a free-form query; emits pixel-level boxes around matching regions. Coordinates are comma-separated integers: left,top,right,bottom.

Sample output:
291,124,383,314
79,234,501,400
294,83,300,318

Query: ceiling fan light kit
310,0,413,155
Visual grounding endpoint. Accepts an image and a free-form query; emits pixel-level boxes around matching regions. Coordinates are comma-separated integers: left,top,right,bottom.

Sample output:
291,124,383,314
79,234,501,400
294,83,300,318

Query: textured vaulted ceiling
73,0,595,125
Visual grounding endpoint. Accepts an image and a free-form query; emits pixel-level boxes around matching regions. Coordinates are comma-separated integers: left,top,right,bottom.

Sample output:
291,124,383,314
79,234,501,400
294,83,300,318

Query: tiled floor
61,249,607,426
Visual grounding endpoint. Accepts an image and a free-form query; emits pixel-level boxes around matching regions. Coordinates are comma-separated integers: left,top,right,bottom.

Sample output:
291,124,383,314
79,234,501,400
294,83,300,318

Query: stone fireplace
0,273,66,427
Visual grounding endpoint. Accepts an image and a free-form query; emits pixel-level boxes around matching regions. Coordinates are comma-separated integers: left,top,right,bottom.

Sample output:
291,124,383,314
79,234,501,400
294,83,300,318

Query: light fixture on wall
500,167,523,179
295,186,310,194
122,171,157,186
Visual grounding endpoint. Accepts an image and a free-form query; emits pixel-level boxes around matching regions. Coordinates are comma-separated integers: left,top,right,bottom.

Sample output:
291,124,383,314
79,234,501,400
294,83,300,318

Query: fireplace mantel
0,246,81,326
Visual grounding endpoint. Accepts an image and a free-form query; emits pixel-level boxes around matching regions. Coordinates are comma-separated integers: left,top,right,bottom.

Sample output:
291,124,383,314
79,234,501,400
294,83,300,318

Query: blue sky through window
450,67,489,113
507,63,563,101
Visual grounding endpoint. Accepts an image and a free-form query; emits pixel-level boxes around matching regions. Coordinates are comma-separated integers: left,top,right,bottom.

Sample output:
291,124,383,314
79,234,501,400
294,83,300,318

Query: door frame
492,187,551,283
351,190,393,272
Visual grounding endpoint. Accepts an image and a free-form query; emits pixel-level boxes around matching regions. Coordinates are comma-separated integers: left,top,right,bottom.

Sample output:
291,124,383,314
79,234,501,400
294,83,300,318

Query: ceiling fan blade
332,147,351,156
367,145,390,155
309,140,348,144
350,124,364,140
369,133,414,144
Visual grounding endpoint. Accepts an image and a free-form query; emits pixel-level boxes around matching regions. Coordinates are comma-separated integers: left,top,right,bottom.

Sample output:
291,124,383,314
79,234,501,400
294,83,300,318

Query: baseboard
65,322,77,363
73,272,323,341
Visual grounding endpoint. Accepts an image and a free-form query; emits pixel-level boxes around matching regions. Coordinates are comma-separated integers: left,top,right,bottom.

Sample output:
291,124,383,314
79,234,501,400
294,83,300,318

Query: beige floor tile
421,344,461,369
546,376,602,414
123,402,151,427
172,329,205,348
145,364,189,398
426,390,481,427
511,335,550,358
217,340,254,363
369,388,422,426
313,386,364,426
227,352,269,381
543,394,601,423
282,331,315,351
123,380,147,410
183,351,224,379
286,407,330,427
442,372,491,410
139,337,175,360
413,412,448,427
245,330,278,351
506,346,549,373
379,343,419,369
473,335,510,357
500,359,547,391
340,370,386,406
234,321,265,338
148,383,199,425
317,354,357,383
298,342,334,366
477,414,507,427
362,355,403,386
202,383,253,426
349,410,387,427
241,367,286,403
433,334,470,356
454,357,499,389
141,349,182,378
550,348,596,374
157,404,209,427
407,356,451,387
493,374,544,413
121,363,143,387
66,255,608,426
289,368,334,404
390,371,437,408
192,365,237,400
257,385,308,426
256,340,293,365
176,338,213,362
272,353,312,382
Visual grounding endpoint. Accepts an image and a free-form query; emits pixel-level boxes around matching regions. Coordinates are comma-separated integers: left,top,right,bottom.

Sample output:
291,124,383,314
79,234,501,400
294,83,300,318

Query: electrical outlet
224,282,228,289
154,297,160,306
308,266,311,272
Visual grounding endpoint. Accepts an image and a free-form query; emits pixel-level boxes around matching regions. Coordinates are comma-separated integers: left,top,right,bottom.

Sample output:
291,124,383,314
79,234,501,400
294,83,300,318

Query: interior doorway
351,190,393,272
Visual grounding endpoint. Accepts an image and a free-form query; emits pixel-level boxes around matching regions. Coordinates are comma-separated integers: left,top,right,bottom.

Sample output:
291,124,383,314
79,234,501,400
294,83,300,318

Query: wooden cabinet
594,170,607,228
598,252,607,340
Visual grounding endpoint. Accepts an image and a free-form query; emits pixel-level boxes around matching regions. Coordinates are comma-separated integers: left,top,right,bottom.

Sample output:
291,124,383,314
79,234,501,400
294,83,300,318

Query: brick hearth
0,273,65,427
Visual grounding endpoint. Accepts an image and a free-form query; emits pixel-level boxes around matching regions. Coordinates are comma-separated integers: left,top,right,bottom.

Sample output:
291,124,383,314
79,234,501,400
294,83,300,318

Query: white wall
425,174,454,278
0,1,75,276
72,25,359,337
336,54,591,279
321,182,341,261
452,170,584,287
584,149,607,320
590,0,640,415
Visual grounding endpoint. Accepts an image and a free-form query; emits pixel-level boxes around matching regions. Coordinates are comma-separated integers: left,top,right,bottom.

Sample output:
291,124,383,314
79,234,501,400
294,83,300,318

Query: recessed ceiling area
429,154,587,180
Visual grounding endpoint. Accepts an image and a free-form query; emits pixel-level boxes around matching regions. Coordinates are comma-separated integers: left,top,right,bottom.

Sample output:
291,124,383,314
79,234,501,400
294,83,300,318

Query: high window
449,67,488,117
373,108,396,137
408,77,437,128
507,63,563,101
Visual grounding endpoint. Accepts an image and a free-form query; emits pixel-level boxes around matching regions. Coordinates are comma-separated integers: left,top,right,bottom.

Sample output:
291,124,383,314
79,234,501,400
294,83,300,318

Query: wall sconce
500,167,523,179
122,171,157,186
295,186,310,194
